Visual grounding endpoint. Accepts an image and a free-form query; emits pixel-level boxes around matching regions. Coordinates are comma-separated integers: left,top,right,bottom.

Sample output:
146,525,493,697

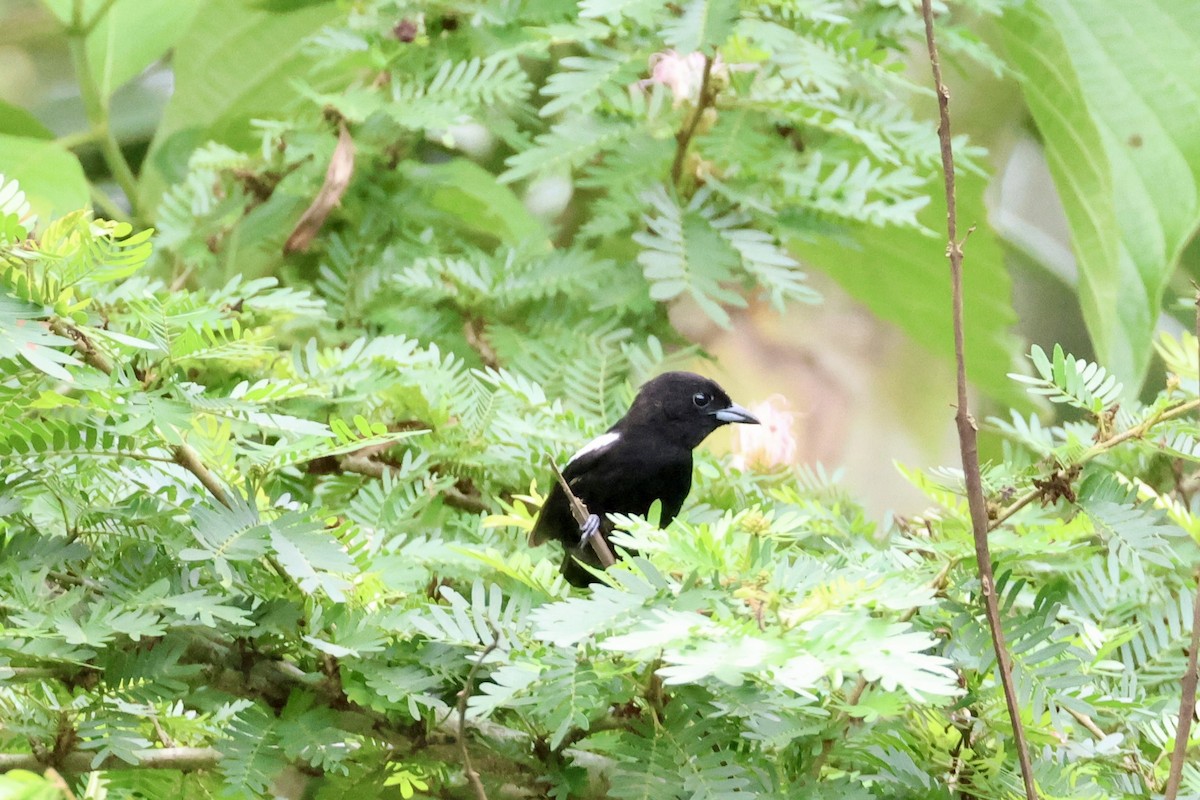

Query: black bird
529,371,760,586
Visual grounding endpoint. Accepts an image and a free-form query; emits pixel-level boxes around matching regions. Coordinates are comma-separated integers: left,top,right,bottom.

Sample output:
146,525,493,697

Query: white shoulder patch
568,432,619,464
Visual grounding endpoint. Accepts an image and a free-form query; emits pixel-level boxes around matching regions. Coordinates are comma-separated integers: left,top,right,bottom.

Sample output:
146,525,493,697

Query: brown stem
1165,289,1200,799
550,458,615,568
990,398,1200,530
669,54,715,188
810,558,956,777
920,3,1038,798
463,317,500,370
51,317,234,509
0,747,222,773
457,631,501,800
337,454,488,514
173,442,232,509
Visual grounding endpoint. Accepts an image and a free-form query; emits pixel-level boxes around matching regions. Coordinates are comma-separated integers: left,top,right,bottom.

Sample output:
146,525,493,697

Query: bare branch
990,398,1200,530
284,120,356,254
338,454,488,514
457,631,501,800
173,442,232,509
0,747,222,773
1165,287,1200,799
919,2,1038,798
670,54,716,188
51,317,236,509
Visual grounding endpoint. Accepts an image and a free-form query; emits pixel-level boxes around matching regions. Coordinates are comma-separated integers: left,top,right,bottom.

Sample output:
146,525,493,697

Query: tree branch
66,2,141,220
457,630,501,800
920,3,1038,798
550,458,615,568
670,54,716,188
337,453,488,514
51,317,234,509
989,398,1200,530
0,747,222,773
173,442,232,509
1164,288,1200,799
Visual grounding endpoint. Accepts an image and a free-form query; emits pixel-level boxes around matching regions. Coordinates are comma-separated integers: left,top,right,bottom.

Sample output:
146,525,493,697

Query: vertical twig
919,3,1038,799
457,631,500,800
1164,290,1200,799
670,54,716,188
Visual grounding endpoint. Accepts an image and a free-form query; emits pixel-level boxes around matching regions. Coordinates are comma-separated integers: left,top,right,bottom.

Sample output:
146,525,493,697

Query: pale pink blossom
731,394,799,471
642,50,715,106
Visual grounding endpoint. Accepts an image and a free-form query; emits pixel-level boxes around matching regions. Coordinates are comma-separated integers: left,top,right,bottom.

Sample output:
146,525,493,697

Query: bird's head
622,371,760,449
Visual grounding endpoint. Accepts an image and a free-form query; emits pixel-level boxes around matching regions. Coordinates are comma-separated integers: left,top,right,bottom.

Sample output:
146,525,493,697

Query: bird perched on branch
529,371,760,586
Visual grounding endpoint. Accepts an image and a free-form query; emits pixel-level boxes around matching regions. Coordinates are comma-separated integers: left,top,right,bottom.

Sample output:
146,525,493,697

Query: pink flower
731,394,799,471
643,50,711,106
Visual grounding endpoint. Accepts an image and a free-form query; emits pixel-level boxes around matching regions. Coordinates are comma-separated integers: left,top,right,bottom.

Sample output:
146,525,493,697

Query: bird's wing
529,480,572,546
528,435,620,547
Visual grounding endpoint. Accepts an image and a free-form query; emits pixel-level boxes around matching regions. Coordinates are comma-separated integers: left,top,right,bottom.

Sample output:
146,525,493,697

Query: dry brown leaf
284,120,355,254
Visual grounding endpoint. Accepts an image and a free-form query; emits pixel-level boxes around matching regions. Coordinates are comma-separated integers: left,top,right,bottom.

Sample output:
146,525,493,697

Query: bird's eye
692,392,712,408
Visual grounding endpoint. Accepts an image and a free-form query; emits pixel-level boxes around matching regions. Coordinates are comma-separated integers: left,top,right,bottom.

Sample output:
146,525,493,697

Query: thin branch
173,443,232,509
0,747,222,773
51,317,235,509
463,317,500,370
44,769,78,800
1066,707,1107,740
50,317,113,374
920,3,1038,799
989,398,1200,530
550,458,615,568
1165,289,1200,799
457,631,501,800
338,453,488,514
811,558,956,777
670,54,716,188
66,28,141,220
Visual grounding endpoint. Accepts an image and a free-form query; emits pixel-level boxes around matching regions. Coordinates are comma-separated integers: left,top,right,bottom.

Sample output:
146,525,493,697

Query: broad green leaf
663,0,739,53
1001,0,1200,392
86,0,203,99
0,769,65,800
0,100,53,140
0,135,89,222
402,159,547,247
138,0,341,213
791,169,1025,407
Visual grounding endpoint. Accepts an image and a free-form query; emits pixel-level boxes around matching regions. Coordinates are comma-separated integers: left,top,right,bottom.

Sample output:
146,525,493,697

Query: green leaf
0,100,53,140
138,0,341,212
0,135,89,222
633,185,745,327
268,513,353,601
1001,0,1200,392
402,159,546,247
790,168,1025,407
0,296,80,382
86,0,203,99
663,0,739,53
0,769,66,800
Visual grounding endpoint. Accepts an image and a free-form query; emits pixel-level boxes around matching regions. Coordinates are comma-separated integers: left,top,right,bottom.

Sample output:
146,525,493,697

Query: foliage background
0,0,1199,798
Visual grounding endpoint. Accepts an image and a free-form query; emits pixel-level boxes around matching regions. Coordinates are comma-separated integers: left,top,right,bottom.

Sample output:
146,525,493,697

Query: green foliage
1001,0,1200,392
2,0,1200,799
3,192,1199,796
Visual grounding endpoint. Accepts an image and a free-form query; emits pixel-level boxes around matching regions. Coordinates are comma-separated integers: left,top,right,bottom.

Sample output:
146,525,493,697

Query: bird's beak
711,403,760,425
